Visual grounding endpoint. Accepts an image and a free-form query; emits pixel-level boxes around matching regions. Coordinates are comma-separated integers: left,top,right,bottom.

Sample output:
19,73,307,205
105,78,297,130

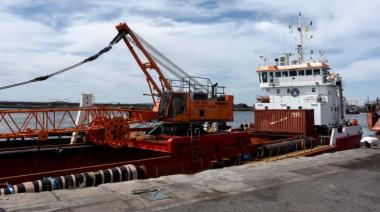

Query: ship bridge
257,62,331,87
255,61,342,127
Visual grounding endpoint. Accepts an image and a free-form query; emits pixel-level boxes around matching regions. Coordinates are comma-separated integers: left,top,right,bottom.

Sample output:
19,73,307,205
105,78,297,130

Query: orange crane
0,22,234,148
115,22,233,124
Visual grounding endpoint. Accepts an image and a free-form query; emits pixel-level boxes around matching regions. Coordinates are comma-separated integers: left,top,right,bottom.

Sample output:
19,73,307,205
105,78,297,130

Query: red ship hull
367,112,380,132
335,134,362,151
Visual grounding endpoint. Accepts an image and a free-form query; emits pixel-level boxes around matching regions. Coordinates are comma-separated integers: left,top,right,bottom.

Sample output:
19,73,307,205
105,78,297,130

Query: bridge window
262,72,268,83
276,89,280,94
313,69,321,75
306,69,312,75
312,87,316,92
322,68,328,75
269,72,274,83
282,71,288,77
298,70,305,76
275,71,281,77
289,70,297,76
322,68,328,83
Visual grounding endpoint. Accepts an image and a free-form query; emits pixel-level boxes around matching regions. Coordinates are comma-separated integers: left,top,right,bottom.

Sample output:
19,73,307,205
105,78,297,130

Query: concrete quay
1,147,379,211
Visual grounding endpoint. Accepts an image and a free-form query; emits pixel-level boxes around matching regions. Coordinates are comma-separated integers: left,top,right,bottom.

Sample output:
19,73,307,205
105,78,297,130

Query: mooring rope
0,31,126,91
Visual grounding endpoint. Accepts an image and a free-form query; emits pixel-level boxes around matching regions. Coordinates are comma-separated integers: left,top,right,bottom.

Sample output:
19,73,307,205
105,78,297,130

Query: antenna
259,56,268,66
290,12,313,64
319,50,324,62
297,12,304,63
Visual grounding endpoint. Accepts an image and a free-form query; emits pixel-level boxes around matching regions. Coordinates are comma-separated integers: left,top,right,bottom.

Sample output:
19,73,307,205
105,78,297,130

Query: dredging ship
0,14,362,195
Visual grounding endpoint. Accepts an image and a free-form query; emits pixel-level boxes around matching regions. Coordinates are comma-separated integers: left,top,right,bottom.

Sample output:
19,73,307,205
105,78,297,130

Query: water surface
233,111,371,136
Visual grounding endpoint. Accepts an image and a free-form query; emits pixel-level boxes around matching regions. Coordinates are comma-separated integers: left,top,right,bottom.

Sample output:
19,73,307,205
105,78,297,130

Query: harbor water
0,109,372,136
232,111,371,136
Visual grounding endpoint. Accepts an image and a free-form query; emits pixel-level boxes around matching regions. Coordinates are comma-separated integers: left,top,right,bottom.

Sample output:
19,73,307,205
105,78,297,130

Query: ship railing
169,76,226,97
0,107,156,140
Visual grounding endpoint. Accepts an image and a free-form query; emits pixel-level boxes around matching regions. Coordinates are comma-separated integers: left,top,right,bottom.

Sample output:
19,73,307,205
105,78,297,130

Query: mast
336,76,345,122
297,12,304,63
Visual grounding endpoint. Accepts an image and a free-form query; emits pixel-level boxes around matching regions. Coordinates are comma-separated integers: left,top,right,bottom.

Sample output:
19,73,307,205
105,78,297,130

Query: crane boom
133,34,206,92
116,23,172,104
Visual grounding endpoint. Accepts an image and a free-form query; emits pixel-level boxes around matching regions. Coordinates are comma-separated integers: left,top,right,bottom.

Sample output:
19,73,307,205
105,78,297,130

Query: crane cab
154,91,233,123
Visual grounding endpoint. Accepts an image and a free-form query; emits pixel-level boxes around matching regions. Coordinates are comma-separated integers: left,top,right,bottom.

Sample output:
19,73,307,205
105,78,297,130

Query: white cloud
0,0,379,104
340,58,380,81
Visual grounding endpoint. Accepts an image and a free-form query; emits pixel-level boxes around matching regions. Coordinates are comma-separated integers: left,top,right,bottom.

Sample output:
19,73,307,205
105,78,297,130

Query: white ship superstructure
255,13,344,128
255,62,343,126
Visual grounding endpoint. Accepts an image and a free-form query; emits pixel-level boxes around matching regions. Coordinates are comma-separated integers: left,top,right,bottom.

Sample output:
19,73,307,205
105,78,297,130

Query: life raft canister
351,118,358,126
327,73,336,81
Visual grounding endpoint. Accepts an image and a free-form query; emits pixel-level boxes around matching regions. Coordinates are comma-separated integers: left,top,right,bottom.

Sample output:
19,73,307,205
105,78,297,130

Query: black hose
0,164,145,195
0,31,125,91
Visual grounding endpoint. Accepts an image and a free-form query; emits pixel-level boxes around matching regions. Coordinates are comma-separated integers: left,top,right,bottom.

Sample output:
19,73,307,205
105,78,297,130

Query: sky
0,0,379,105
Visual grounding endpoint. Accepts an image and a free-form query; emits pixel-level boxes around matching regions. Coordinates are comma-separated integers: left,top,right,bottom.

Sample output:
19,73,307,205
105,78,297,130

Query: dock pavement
1,148,379,211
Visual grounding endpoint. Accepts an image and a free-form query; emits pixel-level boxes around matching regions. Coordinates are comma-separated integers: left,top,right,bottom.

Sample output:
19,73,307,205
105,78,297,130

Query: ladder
188,128,200,163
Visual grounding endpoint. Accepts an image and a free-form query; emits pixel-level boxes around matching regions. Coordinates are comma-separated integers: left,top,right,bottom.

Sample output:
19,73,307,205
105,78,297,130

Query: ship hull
367,112,380,133
335,134,362,151
0,126,362,195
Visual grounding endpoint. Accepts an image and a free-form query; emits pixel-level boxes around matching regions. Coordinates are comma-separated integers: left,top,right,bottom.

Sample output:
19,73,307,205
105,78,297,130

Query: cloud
341,58,380,81
0,0,379,104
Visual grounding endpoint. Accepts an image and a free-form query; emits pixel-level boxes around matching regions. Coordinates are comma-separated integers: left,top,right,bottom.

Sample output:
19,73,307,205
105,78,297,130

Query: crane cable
126,36,183,79
133,33,207,92
0,31,126,91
